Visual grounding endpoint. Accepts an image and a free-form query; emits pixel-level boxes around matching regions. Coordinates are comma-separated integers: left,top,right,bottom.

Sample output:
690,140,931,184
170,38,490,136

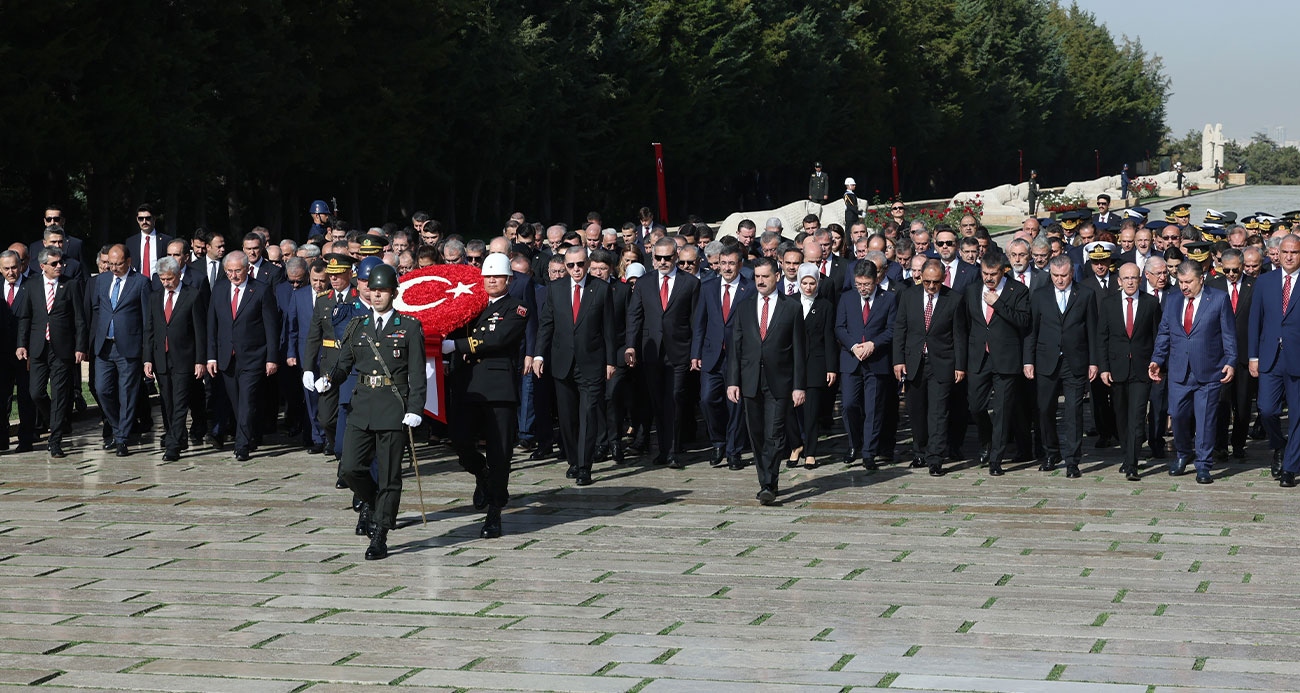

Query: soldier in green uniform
314,264,426,560
441,253,528,539
808,162,828,203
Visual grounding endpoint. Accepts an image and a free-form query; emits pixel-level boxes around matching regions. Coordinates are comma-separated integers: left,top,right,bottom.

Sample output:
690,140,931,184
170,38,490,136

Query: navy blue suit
208,278,280,451
0,281,34,448
1249,269,1300,470
692,275,753,457
1153,286,1236,470
836,289,896,458
286,285,326,445
89,271,152,444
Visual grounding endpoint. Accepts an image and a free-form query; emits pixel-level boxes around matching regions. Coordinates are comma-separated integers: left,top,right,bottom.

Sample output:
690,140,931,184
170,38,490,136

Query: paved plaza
1,412,1299,693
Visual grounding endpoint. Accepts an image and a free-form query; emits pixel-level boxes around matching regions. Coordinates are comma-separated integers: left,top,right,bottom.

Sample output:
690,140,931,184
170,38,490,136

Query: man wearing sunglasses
128,204,172,280
625,237,700,469
14,247,87,459
1207,249,1254,461
533,246,616,486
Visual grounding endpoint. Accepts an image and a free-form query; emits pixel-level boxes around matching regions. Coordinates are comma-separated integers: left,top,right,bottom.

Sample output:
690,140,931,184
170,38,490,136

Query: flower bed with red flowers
1131,178,1159,199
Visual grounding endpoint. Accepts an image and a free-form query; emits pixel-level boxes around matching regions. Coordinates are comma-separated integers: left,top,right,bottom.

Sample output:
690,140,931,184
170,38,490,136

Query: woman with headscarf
787,263,837,468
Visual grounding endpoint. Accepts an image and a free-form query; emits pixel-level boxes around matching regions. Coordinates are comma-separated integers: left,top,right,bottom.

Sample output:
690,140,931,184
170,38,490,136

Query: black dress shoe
989,462,1004,476
1272,450,1283,480
190,434,205,447
667,457,684,469
928,464,945,477
1280,471,1297,488
1065,464,1081,478
1125,468,1141,481
49,444,66,459
1231,445,1246,459
308,442,325,455
1195,470,1213,484
862,456,879,472
208,434,226,451
593,445,609,463
909,457,926,468
528,447,553,461
14,443,33,453
576,474,593,486
1169,457,1187,476
612,442,626,465
335,478,348,490
364,526,388,560
978,449,991,467
785,457,799,468
115,443,129,457
472,476,487,510
162,449,180,462
102,439,116,451
355,503,372,536
565,465,578,479
1250,421,1266,440
480,507,503,538
235,448,251,462
843,449,858,465
756,488,776,505
516,439,537,452
1040,456,1060,472
710,448,725,467
727,456,745,470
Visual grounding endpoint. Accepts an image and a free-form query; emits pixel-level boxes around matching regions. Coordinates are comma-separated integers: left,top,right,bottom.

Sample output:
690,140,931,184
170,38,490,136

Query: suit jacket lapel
1285,274,1300,317
234,283,253,320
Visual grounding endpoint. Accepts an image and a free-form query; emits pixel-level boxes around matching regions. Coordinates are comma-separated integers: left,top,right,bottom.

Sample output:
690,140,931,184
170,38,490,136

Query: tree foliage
1224,134,1300,185
0,0,1168,243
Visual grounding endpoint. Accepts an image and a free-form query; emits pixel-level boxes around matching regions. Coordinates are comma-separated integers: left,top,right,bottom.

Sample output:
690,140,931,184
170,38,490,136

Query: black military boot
364,524,388,560
355,502,372,536
481,506,503,539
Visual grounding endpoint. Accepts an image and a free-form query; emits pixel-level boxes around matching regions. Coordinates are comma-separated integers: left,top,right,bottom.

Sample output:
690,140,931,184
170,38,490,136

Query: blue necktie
108,276,121,338
1057,290,1067,313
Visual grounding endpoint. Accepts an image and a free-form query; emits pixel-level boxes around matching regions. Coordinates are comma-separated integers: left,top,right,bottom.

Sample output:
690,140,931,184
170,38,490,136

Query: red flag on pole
890,146,900,198
654,142,668,224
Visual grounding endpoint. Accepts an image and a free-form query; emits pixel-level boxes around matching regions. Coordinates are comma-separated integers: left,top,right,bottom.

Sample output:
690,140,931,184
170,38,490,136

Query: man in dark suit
1250,235,1300,485
893,259,967,476
1078,242,1120,450
692,245,753,469
586,250,630,463
932,228,977,457
1151,261,1236,484
1142,257,1174,456
15,247,87,457
31,205,86,269
206,251,281,461
836,260,896,468
0,250,35,451
1024,255,1099,478
156,239,212,444
1092,194,1116,226
1007,238,1046,460
88,245,152,455
144,257,207,461
37,227,83,282
127,204,172,279
1207,249,1255,459
533,246,616,485
242,232,284,289
964,253,1031,475
625,237,700,468
1098,263,1162,480
726,257,804,504
286,259,329,454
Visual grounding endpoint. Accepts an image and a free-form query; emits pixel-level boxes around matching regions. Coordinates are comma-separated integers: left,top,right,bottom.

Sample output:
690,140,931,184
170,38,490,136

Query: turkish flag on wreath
394,264,489,422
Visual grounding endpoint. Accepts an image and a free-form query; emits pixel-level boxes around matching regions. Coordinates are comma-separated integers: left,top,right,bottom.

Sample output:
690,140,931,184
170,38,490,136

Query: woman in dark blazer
789,263,838,468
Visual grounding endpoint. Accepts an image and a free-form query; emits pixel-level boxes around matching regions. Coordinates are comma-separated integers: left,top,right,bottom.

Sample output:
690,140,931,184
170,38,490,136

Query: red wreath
395,264,489,349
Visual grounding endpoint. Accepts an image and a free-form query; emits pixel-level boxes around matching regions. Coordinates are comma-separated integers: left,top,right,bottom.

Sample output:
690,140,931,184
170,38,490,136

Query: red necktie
819,260,827,276
759,296,770,340
1230,283,1238,313
861,296,870,327
1125,296,1134,337
721,284,731,322
5,283,12,306
1018,272,1026,285
984,291,995,323
943,264,951,287
44,281,53,340
660,276,669,310
164,290,174,351
142,235,150,278
231,286,240,320
924,293,934,331
1286,274,1293,315
1183,297,1194,335
572,283,581,322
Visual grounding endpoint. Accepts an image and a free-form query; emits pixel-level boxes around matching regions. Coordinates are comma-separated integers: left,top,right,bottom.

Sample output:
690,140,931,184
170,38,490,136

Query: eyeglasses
137,215,153,222
44,216,61,222
653,254,675,262
1222,267,1242,275
921,279,942,285
565,261,586,268
891,206,905,211
677,260,697,267
288,278,306,286
1162,235,1179,241
934,240,955,247
46,260,64,266
467,255,484,265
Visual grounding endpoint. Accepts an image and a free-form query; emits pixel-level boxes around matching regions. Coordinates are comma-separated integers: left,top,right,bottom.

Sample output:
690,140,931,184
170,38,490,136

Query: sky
1073,0,1300,144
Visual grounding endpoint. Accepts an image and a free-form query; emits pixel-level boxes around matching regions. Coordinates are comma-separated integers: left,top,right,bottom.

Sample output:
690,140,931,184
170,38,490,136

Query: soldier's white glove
441,339,456,354
301,371,316,390
402,413,422,428
314,377,332,393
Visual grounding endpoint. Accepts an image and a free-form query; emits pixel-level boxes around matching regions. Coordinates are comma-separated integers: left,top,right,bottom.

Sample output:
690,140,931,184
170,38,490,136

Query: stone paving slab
2,415,1300,692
